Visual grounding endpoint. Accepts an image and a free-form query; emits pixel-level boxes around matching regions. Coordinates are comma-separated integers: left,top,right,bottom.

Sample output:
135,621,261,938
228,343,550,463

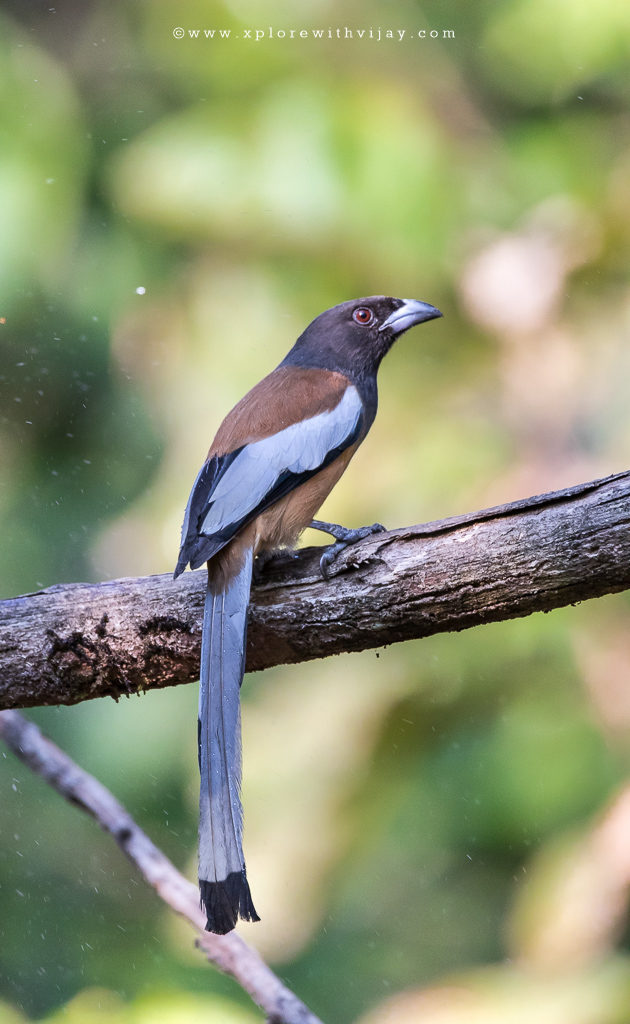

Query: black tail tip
200,872,261,934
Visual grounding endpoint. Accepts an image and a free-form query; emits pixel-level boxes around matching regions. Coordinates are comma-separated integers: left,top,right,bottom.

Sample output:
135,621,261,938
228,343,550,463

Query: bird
174,295,442,933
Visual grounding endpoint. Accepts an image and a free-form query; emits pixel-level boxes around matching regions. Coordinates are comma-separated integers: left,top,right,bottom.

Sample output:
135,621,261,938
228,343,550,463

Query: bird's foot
253,547,299,584
310,519,386,579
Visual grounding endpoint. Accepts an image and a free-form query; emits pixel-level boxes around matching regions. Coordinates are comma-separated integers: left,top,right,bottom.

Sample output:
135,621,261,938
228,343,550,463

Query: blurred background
1,0,630,1021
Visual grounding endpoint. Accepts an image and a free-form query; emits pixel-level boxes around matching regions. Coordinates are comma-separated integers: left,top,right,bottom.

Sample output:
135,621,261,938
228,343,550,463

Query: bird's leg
310,519,386,579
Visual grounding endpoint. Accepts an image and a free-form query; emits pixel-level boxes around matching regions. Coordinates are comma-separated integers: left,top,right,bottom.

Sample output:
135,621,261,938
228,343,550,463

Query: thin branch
0,709,323,1024
2,470,630,710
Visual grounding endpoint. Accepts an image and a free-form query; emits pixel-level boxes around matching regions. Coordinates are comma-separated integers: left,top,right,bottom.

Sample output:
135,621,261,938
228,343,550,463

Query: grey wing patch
175,384,364,574
200,384,363,535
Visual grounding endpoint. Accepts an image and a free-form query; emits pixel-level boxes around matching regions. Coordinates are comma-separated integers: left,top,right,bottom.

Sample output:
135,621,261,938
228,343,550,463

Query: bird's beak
379,298,443,335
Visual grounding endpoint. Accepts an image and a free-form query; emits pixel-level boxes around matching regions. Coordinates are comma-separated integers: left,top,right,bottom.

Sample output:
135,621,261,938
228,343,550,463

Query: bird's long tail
198,545,260,933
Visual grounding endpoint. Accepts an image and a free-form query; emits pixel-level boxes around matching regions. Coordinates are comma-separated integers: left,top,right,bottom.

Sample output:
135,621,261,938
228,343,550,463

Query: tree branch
0,709,323,1024
2,470,630,710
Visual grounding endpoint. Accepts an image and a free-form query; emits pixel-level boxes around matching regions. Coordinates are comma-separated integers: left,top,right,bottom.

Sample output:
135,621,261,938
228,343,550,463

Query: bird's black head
282,295,442,382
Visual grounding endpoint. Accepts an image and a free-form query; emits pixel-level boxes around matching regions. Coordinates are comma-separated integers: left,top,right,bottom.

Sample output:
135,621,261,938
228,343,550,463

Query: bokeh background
2,1,630,1022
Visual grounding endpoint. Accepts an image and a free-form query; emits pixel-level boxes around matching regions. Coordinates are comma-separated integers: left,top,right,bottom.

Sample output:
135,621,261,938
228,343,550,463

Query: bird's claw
318,522,387,579
253,548,299,584
319,542,347,580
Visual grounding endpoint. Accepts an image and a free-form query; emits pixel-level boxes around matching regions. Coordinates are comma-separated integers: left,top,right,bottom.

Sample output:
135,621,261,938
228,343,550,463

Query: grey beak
379,298,442,335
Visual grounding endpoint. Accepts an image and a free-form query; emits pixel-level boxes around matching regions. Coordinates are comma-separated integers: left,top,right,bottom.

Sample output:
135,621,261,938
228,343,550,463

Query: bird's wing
175,383,364,575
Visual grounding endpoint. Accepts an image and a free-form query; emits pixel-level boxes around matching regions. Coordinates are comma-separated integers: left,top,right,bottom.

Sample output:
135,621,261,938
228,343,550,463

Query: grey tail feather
198,547,260,933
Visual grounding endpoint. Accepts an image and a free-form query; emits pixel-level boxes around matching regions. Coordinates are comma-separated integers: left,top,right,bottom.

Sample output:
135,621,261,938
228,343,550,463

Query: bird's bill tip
379,298,442,334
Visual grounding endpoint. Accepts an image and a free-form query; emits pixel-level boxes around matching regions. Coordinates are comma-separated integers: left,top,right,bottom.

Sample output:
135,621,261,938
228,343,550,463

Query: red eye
353,307,374,326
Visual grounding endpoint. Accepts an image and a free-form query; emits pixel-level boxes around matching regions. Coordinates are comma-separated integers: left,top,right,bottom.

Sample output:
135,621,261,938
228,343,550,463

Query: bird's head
285,295,442,379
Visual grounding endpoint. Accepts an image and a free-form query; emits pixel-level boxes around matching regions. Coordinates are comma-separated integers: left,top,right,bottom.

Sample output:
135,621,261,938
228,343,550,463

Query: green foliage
2,1,630,1022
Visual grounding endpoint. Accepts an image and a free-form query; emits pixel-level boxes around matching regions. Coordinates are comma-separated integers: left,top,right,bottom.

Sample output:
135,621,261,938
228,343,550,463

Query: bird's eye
353,307,374,326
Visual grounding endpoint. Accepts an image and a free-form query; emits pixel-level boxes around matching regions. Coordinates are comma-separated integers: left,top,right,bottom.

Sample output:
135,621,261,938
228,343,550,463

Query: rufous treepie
175,295,442,933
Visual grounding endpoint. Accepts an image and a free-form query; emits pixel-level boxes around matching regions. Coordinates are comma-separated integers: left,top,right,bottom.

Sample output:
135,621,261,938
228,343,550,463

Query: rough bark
2,470,630,710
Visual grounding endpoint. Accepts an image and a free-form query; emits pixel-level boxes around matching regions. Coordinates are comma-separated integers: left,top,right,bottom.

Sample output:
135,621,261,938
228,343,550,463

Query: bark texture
2,471,630,710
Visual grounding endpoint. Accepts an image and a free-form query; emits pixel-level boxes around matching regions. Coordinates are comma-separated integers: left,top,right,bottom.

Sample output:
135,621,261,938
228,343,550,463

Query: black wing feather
174,415,363,576
174,448,242,577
